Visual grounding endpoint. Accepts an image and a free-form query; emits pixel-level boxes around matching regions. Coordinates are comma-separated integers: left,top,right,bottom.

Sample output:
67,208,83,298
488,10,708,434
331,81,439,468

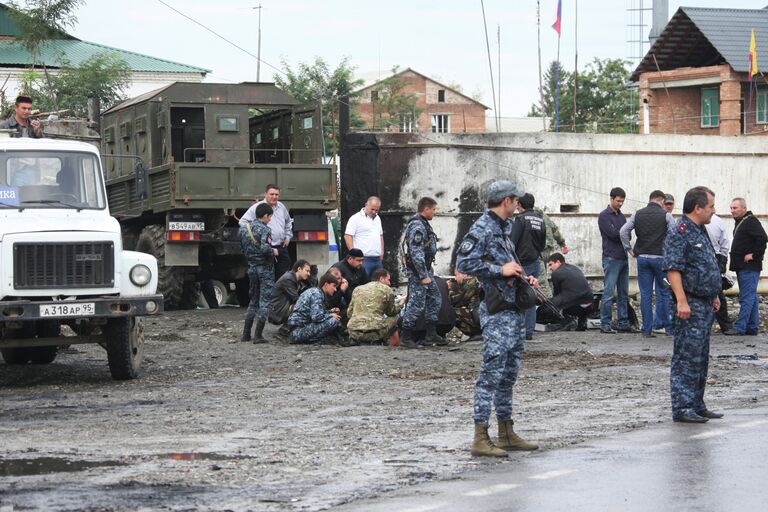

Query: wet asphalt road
340,405,768,512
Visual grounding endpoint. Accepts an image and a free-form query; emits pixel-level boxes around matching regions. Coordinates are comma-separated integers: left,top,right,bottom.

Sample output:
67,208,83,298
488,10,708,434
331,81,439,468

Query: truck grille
14,242,115,289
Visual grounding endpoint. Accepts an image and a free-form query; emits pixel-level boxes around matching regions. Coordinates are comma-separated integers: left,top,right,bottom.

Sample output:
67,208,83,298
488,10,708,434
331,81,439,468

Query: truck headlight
130,264,152,286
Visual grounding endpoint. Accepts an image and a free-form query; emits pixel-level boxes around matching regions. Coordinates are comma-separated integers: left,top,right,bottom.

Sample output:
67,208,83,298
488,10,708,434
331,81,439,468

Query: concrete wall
345,132,768,284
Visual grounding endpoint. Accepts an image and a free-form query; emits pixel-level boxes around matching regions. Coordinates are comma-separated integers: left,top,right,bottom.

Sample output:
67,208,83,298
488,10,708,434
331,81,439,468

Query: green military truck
100,83,337,308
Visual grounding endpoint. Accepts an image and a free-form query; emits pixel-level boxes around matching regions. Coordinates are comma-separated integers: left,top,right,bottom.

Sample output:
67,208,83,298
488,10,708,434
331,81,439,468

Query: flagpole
748,79,753,135
555,37,561,132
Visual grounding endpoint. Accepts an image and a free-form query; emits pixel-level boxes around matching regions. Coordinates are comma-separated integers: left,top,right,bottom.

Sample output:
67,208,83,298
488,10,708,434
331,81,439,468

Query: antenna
626,0,652,66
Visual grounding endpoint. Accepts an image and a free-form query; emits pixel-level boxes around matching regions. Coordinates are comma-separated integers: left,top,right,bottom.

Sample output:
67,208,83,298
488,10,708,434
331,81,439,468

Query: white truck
0,137,163,380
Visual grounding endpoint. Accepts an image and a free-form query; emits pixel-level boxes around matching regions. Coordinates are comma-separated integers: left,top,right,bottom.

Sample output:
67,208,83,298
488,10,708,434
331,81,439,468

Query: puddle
0,457,125,477
164,452,255,462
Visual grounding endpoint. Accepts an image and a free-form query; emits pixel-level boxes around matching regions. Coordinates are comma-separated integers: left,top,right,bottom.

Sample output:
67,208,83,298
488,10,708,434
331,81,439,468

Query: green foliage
8,0,83,65
370,66,423,131
274,56,365,155
530,58,638,133
19,53,130,117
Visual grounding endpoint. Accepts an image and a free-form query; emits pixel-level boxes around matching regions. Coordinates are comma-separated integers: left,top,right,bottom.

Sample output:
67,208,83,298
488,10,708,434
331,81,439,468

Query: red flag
552,0,562,37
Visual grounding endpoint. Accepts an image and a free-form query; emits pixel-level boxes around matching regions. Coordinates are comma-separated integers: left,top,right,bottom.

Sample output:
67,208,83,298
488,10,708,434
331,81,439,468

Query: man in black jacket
620,190,676,337
269,259,312,329
547,253,594,331
511,193,546,340
331,248,370,305
727,198,767,335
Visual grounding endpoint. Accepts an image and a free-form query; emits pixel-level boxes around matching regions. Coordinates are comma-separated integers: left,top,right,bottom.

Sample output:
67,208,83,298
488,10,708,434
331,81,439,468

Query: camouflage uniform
663,215,721,419
347,281,402,343
240,220,275,324
457,210,526,424
536,208,566,297
287,287,339,344
448,276,482,336
401,214,441,329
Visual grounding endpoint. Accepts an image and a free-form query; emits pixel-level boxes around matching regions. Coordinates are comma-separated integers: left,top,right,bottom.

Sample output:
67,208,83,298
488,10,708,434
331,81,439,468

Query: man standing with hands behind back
663,186,722,423
344,196,385,276
727,197,767,336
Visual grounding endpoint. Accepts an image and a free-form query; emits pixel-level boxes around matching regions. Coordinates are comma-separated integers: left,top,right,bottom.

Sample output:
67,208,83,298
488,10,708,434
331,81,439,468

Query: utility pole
253,4,262,81
537,1,545,130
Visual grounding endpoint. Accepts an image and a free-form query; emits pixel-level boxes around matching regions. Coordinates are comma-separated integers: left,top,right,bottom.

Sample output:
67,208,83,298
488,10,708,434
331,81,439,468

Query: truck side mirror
134,162,149,200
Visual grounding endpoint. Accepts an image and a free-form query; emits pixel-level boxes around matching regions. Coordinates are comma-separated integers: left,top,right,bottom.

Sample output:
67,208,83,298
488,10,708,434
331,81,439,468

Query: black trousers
273,245,292,281
715,290,733,331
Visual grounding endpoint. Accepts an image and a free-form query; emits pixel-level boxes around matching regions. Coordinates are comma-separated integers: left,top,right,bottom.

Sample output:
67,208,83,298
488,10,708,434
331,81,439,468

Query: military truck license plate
40,303,95,317
168,221,204,231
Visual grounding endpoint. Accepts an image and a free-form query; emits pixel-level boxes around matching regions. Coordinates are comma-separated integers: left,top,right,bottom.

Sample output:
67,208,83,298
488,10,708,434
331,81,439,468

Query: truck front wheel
1,348,30,364
136,225,184,309
104,317,144,380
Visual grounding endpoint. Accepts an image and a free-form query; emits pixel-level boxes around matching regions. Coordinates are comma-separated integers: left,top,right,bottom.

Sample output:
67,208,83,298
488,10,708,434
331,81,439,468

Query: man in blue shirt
597,187,635,334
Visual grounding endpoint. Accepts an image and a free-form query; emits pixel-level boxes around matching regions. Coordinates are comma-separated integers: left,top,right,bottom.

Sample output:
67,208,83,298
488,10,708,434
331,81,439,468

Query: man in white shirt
344,196,384,276
706,213,734,333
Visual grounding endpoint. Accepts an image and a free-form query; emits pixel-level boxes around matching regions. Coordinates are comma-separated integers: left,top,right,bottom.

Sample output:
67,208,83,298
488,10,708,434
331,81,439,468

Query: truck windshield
0,151,106,209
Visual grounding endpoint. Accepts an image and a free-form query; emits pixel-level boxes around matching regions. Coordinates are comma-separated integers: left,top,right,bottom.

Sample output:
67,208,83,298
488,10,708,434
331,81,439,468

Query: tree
370,66,423,132
31,53,131,117
274,57,365,155
529,58,637,133
8,0,83,67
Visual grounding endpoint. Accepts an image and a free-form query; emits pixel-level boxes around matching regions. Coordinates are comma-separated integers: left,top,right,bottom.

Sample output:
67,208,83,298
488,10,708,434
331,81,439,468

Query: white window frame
431,114,450,133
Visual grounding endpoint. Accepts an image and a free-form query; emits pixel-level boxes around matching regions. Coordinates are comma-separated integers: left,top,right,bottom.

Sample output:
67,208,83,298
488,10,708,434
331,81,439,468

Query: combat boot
425,323,448,346
252,319,267,344
497,419,539,451
399,328,421,349
241,318,254,342
471,423,508,457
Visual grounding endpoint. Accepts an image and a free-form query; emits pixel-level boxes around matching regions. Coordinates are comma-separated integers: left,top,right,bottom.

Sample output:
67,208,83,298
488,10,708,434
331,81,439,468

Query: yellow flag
749,29,758,79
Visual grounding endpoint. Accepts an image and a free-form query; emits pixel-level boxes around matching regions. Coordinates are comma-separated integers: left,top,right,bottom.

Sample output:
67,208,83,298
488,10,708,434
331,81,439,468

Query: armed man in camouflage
447,270,482,339
663,186,723,424
457,180,540,457
347,268,406,345
400,197,442,348
287,273,342,345
535,206,568,297
240,203,277,343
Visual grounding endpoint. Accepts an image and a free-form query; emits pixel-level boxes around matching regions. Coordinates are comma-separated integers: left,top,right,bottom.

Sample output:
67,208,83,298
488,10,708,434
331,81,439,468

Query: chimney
649,0,669,44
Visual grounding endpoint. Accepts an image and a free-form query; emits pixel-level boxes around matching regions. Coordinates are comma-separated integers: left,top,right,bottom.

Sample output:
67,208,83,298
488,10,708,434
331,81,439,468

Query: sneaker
652,328,666,334
617,326,640,334
600,326,616,334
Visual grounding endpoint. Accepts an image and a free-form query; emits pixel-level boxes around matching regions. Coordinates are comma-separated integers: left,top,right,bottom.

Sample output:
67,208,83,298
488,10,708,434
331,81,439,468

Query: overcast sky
71,0,764,117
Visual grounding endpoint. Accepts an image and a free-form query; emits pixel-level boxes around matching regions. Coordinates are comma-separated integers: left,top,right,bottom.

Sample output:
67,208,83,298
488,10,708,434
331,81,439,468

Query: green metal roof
0,38,209,74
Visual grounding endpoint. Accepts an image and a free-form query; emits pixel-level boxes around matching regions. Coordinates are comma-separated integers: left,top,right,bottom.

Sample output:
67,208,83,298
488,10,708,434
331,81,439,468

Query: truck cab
0,137,163,380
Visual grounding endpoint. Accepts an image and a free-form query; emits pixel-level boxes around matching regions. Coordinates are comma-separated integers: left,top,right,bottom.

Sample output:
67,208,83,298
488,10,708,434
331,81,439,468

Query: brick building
354,68,489,134
632,7,768,136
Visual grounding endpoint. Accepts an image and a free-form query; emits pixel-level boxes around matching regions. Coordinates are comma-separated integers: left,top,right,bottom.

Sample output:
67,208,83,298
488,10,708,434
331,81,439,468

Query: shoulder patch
459,234,479,255
412,231,424,244
677,222,687,234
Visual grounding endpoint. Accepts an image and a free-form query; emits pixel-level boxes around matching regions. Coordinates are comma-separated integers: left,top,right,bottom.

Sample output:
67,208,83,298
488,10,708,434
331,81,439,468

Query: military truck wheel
235,277,250,307
136,225,184,309
28,346,58,364
1,348,30,364
211,280,228,306
104,316,144,380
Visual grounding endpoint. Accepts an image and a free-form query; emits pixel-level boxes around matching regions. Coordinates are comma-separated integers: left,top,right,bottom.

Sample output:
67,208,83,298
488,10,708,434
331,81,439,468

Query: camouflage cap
664,193,675,204
486,180,525,203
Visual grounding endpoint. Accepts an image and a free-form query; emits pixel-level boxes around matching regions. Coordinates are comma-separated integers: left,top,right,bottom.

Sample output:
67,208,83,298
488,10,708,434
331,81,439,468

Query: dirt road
1,306,766,511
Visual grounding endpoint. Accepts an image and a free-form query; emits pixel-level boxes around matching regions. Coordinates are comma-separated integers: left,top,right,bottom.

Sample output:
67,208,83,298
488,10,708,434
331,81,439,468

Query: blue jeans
600,256,629,329
363,256,383,277
637,256,671,334
734,270,760,334
522,260,541,337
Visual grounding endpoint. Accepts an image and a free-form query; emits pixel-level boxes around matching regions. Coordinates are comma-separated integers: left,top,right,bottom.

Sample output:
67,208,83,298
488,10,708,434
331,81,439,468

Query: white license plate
168,221,204,231
40,303,96,318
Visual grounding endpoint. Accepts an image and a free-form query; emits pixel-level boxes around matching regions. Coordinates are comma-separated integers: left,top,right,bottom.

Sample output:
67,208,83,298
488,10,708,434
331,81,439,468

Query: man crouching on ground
287,273,342,345
456,180,539,457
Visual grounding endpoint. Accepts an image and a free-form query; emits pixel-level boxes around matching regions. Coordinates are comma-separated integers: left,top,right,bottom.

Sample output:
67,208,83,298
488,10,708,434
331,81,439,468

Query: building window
438,89,445,102
216,115,238,132
757,87,768,124
431,114,450,133
400,112,414,133
371,90,378,102
701,87,719,128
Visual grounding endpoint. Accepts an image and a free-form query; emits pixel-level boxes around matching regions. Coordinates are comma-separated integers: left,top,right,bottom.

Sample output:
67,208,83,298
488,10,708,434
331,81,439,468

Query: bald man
344,196,385,276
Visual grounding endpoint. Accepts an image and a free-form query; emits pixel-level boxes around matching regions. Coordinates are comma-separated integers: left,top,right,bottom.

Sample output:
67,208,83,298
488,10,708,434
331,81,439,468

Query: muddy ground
1,305,767,512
